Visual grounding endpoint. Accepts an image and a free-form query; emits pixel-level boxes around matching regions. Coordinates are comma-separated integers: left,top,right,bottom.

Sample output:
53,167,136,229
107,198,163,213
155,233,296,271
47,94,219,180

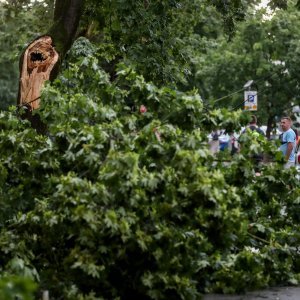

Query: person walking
279,116,296,169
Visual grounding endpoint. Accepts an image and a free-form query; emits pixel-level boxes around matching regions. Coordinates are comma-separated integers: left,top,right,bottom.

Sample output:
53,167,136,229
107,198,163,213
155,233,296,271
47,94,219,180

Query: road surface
204,287,300,300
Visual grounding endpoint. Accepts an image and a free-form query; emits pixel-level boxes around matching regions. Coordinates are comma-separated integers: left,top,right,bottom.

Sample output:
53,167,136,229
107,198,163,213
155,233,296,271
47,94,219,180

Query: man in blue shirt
279,117,296,168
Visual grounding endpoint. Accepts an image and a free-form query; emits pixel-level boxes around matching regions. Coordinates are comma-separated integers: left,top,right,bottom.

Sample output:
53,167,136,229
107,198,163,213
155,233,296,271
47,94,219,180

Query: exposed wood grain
19,36,58,110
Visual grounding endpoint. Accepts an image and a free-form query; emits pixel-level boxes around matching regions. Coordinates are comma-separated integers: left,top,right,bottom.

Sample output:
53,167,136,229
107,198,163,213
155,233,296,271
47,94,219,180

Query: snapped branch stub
19,36,59,110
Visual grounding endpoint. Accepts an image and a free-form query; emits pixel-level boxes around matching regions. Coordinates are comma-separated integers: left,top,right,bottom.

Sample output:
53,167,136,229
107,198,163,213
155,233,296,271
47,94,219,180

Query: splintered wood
19,36,58,110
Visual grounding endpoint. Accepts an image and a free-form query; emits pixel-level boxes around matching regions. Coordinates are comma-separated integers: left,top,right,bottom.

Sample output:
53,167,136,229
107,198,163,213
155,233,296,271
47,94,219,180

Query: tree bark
48,0,85,80
266,115,274,140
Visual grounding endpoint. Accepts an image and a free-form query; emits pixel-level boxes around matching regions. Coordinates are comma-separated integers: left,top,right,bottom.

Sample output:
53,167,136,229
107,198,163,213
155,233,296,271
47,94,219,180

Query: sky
258,0,270,8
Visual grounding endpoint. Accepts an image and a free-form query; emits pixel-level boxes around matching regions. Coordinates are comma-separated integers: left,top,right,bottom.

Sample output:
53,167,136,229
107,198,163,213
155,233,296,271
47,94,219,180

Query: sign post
244,90,258,111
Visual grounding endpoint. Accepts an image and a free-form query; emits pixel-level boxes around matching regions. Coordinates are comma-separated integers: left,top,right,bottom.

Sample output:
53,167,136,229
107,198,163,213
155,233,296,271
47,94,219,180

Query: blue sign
248,95,255,102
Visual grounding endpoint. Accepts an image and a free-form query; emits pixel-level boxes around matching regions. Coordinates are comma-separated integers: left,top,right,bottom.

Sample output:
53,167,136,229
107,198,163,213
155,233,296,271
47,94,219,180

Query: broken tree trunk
18,36,58,110
17,0,85,133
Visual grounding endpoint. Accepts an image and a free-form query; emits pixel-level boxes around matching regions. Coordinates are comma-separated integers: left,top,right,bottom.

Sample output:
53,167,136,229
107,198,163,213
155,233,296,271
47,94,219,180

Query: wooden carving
18,36,59,110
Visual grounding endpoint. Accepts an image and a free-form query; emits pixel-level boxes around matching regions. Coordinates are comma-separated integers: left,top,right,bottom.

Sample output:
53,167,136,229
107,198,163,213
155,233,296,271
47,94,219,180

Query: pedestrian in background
279,116,296,169
242,115,265,136
209,130,220,155
218,130,230,151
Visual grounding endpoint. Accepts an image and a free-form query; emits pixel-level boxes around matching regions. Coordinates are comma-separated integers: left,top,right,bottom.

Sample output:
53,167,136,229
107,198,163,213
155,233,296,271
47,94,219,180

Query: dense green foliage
0,46,300,299
1,0,300,299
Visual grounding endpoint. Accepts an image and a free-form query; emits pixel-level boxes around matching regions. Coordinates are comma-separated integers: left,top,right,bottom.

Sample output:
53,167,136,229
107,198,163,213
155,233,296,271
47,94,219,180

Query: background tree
193,0,300,137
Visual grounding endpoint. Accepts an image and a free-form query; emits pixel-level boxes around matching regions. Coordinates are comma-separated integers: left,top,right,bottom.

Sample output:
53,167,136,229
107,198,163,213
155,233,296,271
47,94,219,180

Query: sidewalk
203,287,300,300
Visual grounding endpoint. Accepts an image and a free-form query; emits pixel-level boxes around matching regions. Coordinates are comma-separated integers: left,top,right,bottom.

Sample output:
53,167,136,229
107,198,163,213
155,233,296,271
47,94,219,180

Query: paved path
203,287,300,300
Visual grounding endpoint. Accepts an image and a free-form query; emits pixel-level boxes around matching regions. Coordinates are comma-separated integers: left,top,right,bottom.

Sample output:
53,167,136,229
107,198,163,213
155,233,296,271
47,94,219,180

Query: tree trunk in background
266,115,274,140
47,0,85,81
17,0,85,132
